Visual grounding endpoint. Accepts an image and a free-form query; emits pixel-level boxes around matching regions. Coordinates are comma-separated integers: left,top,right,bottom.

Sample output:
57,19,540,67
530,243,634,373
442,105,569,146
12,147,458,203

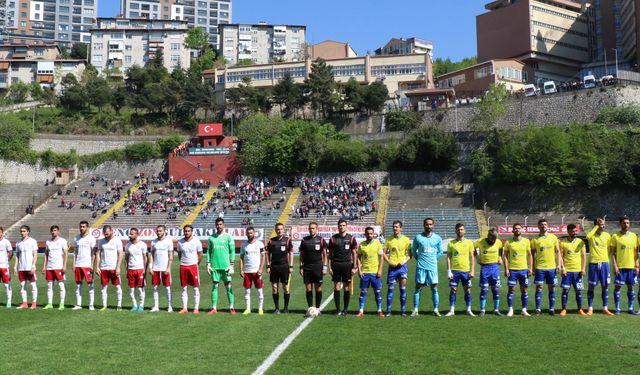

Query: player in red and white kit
43,225,68,310
240,227,266,315
177,225,203,314
95,225,124,311
72,221,97,310
149,225,174,312
125,228,148,312
0,226,13,308
14,225,38,309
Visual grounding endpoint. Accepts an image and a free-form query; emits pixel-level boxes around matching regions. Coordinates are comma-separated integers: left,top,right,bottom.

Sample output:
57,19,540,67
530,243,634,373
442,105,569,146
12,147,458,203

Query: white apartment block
120,0,232,49
219,23,306,65
90,17,190,75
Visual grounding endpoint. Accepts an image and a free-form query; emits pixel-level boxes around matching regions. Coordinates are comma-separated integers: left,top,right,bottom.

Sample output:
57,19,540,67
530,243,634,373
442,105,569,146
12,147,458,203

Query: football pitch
1,258,640,374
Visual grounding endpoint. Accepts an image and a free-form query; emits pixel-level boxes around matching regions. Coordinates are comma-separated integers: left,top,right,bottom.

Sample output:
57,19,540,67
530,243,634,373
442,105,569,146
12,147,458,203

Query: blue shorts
416,268,438,286
479,263,501,288
360,273,382,290
508,270,530,287
614,269,638,286
588,262,610,287
387,264,408,285
534,269,557,286
449,271,472,288
561,272,584,290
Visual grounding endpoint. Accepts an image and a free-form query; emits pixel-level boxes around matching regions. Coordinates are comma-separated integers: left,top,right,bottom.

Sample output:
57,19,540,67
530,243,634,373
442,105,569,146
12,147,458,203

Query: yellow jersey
531,234,559,270
586,226,611,264
475,238,502,265
448,239,474,272
358,239,383,274
384,235,411,265
505,238,531,271
561,237,585,273
610,232,638,269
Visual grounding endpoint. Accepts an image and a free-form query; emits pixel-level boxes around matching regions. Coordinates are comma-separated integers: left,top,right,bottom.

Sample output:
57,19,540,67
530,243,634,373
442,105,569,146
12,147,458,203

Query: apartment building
477,0,591,81
119,0,232,49
218,23,306,65
436,59,533,97
2,0,98,47
90,17,190,75
375,37,433,56
588,0,640,71
0,44,86,92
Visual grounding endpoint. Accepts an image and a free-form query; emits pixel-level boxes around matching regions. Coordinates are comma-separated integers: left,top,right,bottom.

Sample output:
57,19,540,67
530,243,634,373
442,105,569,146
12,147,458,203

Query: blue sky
99,0,486,60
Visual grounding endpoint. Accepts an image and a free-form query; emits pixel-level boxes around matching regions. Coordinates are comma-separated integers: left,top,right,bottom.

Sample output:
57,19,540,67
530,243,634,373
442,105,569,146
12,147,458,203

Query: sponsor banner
497,225,580,235
93,227,264,241
188,147,230,155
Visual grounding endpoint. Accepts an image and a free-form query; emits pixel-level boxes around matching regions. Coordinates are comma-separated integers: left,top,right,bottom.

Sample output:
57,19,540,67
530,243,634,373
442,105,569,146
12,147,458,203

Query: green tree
85,76,112,111
29,82,45,101
0,117,33,159
342,77,364,113
362,81,389,114
305,58,336,118
473,83,508,130
111,85,127,113
385,110,421,131
157,135,185,156
70,42,88,60
6,82,31,103
184,27,209,50
59,74,86,110
272,73,301,118
396,126,457,170
433,57,477,77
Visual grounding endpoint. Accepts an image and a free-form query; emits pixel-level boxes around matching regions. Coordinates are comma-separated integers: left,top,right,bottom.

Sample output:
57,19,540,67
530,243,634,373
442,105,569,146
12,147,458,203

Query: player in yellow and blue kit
503,223,533,317
475,228,503,316
383,221,412,316
559,223,587,316
410,218,444,317
356,227,384,317
445,223,475,317
586,217,614,316
531,219,561,316
610,216,639,315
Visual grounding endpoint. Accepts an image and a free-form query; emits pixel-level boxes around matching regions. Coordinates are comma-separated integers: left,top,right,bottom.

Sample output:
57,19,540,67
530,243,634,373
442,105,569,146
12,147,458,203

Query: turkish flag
198,123,223,137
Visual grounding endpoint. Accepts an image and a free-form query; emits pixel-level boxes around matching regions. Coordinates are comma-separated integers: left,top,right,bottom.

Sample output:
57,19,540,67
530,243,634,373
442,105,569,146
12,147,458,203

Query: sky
99,0,486,60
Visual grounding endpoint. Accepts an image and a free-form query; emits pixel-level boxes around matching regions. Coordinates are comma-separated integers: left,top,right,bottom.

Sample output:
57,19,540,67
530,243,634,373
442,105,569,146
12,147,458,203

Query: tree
272,73,301,118
342,78,364,113
362,81,389,114
433,57,477,77
386,110,421,131
305,58,337,118
29,82,45,101
70,42,88,60
0,116,33,159
111,85,127,113
58,74,86,110
395,126,458,170
6,82,30,103
85,76,112,111
473,83,508,130
184,27,209,51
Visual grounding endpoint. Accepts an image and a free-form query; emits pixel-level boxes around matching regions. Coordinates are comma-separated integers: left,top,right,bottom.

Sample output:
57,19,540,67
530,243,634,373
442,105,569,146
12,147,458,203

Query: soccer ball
306,307,319,318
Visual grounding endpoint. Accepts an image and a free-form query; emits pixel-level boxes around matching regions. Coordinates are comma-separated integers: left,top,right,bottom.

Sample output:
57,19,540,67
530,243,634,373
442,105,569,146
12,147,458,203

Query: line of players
0,215,636,317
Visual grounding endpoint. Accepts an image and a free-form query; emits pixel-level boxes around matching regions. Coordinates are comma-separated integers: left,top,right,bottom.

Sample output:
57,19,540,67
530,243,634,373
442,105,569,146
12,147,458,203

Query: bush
395,126,458,170
157,135,185,156
386,110,421,132
124,142,161,161
595,105,640,125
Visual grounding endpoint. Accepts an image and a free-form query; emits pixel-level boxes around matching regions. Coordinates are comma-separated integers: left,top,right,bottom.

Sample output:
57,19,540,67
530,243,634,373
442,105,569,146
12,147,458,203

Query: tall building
119,0,231,49
375,37,433,56
477,0,592,81
90,17,190,75
589,0,640,72
218,23,305,65
2,0,98,47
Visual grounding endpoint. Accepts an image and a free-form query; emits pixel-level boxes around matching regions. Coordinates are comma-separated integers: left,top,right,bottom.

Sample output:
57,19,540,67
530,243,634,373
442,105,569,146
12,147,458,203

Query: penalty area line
252,294,334,375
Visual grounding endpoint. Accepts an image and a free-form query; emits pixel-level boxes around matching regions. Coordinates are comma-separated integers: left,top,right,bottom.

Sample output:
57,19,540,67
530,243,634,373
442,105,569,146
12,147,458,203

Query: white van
583,75,596,89
543,81,557,94
523,84,539,97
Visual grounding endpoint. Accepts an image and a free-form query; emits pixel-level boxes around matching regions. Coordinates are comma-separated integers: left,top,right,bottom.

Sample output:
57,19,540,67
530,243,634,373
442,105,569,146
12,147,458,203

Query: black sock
315,291,322,308
334,290,341,311
273,293,279,310
284,293,290,309
344,291,351,312
306,291,313,307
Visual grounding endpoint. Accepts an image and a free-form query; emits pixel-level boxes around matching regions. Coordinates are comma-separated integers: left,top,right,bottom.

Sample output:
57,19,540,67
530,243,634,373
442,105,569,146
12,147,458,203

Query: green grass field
1,257,640,374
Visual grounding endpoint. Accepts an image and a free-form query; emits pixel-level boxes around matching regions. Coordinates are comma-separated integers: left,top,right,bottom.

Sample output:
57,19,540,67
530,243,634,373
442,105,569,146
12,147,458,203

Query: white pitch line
252,294,334,375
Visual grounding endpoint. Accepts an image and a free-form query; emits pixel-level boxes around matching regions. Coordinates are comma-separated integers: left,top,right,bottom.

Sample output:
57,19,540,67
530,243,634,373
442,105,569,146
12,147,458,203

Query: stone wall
30,134,181,155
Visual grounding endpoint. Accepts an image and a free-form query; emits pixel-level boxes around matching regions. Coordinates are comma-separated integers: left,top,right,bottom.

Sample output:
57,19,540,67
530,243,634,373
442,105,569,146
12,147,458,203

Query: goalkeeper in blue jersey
411,218,444,317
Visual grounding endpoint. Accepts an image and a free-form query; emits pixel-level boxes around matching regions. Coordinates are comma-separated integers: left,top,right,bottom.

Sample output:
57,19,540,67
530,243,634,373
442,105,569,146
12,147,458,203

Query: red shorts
100,269,121,286
152,271,172,286
180,264,200,287
74,267,93,284
243,273,264,289
127,269,146,288
0,268,10,283
46,269,65,282
18,270,37,282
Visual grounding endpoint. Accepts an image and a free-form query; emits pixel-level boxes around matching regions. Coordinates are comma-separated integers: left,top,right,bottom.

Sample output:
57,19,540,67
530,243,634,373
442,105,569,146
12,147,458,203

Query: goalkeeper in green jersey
206,218,236,315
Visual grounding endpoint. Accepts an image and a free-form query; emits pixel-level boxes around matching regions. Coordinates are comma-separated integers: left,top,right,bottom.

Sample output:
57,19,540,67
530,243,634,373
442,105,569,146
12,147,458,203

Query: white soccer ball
306,307,319,318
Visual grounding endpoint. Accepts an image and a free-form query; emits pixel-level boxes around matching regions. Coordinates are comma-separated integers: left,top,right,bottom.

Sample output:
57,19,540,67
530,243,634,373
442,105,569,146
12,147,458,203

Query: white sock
245,288,251,310
102,286,108,307
89,283,95,307
116,285,122,307
59,283,65,305
47,282,54,304
6,284,12,305
31,282,37,303
258,288,264,310
153,285,159,308
20,281,27,302
130,288,138,308
182,286,188,309
76,284,82,306
166,286,172,309
194,287,200,310
139,288,145,308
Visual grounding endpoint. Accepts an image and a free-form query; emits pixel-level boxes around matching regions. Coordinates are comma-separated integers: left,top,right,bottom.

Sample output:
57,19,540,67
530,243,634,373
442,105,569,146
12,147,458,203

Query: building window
93,43,103,49
474,65,493,79
331,64,366,77
125,56,132,63
171,55,180,62
171,43,180,50
93,54,103,62
371,63,426,76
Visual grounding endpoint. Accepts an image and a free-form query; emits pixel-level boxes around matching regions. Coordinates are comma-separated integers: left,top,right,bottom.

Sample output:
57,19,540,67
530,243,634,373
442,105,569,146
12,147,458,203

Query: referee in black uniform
266,222,294,314
329,219,358,316
299,222,327,309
